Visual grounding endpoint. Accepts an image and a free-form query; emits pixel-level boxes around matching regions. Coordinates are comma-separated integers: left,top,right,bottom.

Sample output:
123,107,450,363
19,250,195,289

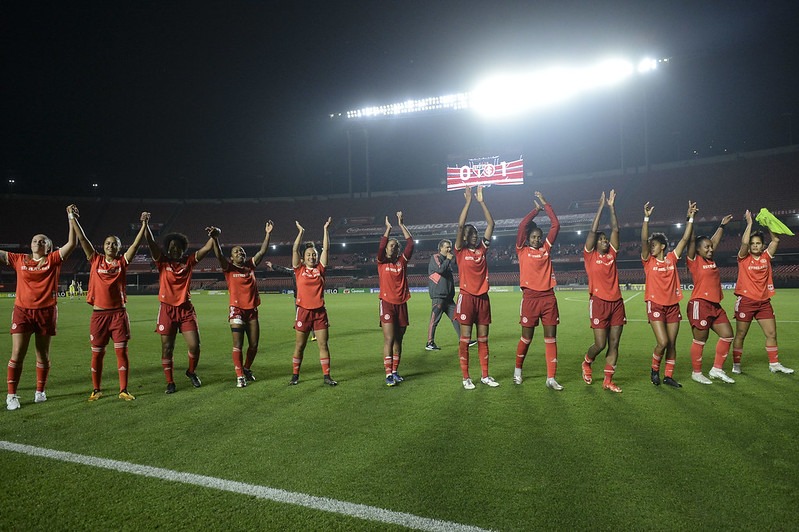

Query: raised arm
292,221,305,268
537,191,559,245
585,191,606,252
454,186,472,251
58,205,79,260
252,220,273,267
607,189,619,250
641,202,654,261
673,201,698,258
196,227,220,261
476,186,494,241
739,210,753,259
209,226,228,269
320,217,331,267
68,204,97,260
517,196,541,248
123,212,150,263
767,229,780,257
377,215,391,262
144,216,162,261
397,211,414,259
709,214,733,252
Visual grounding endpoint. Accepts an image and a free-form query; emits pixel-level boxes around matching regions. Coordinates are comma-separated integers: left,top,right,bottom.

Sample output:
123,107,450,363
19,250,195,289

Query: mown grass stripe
0,440,489,532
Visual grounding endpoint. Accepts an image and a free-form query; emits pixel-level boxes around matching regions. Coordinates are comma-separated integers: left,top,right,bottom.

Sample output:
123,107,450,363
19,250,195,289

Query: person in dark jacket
425,239,475,351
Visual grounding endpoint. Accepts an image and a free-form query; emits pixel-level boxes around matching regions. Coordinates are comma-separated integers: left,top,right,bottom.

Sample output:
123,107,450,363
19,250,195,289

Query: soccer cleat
165,382,177,394
732,363,742,374
6,394,20,411
242,367,256,381
34,391,47,403
546,378,563,391
691,372,712,385
603,381,622,393
288,375,299,386
663,376,682,388
392,372,404,383
480,376,500,387
708,367,735,383
462,378,475,390
513,369,523,385
385,374,396,387
323,375,338,386
468,340,478,347
118,390,136,401
769,363,795,374
651,369,661,386
582,361,593,385
425,342,440,351
186,370,202,388
88,390,103,401
237,376,247,388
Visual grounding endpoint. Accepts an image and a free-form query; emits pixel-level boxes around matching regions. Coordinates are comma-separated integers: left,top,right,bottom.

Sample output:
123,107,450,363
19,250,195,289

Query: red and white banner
446,157,524,191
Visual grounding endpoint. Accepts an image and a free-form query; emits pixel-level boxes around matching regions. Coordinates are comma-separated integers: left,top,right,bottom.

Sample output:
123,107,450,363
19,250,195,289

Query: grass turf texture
1,289,798,530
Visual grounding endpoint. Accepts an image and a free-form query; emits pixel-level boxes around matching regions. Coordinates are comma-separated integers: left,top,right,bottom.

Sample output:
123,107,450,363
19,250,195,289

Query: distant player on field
454,185,499,390
732,210,793,375
377,212,414,386
2,205,77,411
145,220,216,393
210,221,273,388
685,213,737,385
289,218,337,386
515,191,562,390
581,190,624,393
70,206,148,401
641,200,697,388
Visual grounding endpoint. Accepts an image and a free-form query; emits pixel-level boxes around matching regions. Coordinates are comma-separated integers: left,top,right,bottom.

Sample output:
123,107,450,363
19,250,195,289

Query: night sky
2,1,798,199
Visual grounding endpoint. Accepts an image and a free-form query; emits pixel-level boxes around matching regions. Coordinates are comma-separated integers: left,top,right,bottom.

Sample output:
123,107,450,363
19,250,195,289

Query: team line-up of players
2,186,793,410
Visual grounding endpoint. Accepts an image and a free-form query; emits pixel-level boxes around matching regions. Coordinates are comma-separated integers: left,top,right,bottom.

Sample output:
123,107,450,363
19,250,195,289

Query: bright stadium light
336,56,666,120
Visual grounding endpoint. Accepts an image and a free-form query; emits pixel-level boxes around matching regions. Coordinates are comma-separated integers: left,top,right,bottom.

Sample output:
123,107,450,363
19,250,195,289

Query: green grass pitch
1,289,798,530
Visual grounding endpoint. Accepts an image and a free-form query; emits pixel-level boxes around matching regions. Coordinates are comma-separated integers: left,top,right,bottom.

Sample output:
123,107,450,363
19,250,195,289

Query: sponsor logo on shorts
739,312,746,319
11,323,17,330
700,320,708,327
460,314,466,320
653,312,661,318
593,318,600,325
297,321,303,327
158,324,165,331
384,314,390,320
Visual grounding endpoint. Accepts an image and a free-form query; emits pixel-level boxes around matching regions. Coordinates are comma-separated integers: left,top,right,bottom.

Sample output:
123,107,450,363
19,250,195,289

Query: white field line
0,440,489,532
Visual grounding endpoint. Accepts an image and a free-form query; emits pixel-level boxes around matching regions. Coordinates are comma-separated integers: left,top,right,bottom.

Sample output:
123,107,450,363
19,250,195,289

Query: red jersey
224,259,260,309
735,251,775,301
87,254,129,309
686,254,723,303
377,236,414,304
7,251,64,309
516,203,559,291
295,263,326,310
455,241,490,296
642,251,683,305
583,246,621,301
156,254,199,306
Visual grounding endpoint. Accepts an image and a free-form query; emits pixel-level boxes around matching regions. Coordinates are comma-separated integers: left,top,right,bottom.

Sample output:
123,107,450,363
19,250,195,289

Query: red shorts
734,296,775,322
456,292,491,326
229,306,259,326
589,296,626,329
295,306,329,332
687,299,730,330
379,300,409,327
90,308,131,346
646,301,682,324
156,302,199,336
10,305,57,336
519,291,559,328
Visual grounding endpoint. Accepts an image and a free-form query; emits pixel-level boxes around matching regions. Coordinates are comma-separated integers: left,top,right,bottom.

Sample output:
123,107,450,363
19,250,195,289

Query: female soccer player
70,206,149,401
731,210,793,374
145,221,216,393
377,212,414,386
454,185,498,390
515,191,562,390
581,190,624,393
685,214,737,385
211,221,273,388
641,200,697,388
3,206,77,410
289,218,337,386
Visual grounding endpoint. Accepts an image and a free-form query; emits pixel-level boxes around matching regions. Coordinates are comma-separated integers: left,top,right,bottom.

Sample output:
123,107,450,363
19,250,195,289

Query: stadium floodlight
336,56,665,120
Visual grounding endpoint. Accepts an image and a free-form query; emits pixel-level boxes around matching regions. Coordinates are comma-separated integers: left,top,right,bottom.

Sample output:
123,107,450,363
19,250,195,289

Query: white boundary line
0,440,489,532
